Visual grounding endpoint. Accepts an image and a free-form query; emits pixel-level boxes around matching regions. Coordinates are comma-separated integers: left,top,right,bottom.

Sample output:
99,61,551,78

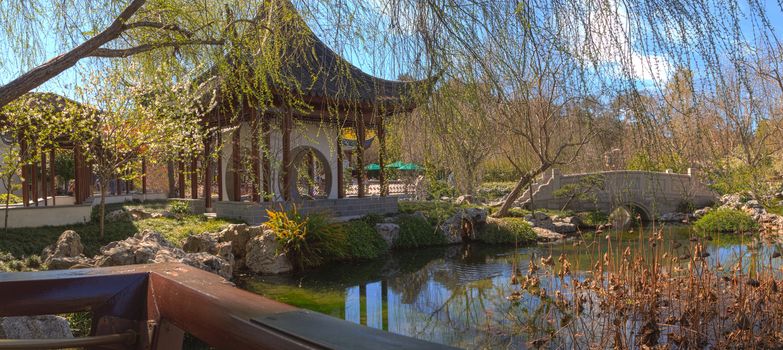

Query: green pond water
238,225,783,349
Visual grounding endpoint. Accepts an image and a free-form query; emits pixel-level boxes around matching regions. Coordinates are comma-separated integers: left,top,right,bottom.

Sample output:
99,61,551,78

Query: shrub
676,199,696,214
395,214,446,248
25,255,42,269
399,200,469,226
0,193,22,205
342,220,388,259
305,213,349,261
169,200,191,216
694,208,758,233
478,218,536,245
265,209,312,270
576,211,608,228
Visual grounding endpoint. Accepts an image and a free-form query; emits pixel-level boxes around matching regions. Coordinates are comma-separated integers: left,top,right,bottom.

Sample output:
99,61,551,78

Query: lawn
0,202,239,258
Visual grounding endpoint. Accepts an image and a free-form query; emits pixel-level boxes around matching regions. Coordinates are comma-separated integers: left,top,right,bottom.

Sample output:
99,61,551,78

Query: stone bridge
517,169,717,220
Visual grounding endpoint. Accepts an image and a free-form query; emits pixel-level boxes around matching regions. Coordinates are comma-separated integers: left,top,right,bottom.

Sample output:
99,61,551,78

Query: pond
238,225,783,349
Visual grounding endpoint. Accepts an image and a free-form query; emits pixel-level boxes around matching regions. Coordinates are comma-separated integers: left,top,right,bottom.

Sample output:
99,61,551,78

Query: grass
477,218,536,245
693,208,758,233
0,201,238,258
341,220,388,259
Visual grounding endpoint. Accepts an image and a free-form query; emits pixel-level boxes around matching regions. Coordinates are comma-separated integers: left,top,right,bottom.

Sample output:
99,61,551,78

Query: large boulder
551,221,577,234
693,207,711,219
439,207,489,244
105,209,131,222
454,195,474,205
659,212,688,223
244,231,293,274
93,230,233,279
532,227,565,242
42,231,93,270
375,223,400,248
128,208,153,220
0,315,72,339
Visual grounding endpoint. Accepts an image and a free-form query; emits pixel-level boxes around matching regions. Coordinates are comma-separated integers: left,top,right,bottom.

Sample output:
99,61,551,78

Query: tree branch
89,39,225,58
125,21,194,38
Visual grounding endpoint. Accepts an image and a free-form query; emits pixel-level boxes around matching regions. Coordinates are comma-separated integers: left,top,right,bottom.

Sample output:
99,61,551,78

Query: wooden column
307,150,315,196
41,152,48,206
250,115,261,203
50,149,56,206
203,134,213,209
32,161,39,207
377,116,387,197
217,132,223,202
178,160,185,199
261,117,271,201
190,155,198,199
337,133,345,198
73,147,82,205
20,139,29,207
356,115,366,198
141,158,147,194
231,125,241,201
281,112,292,201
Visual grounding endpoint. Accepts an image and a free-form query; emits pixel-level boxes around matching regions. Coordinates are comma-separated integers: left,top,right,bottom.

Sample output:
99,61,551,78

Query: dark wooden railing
0,263,455,350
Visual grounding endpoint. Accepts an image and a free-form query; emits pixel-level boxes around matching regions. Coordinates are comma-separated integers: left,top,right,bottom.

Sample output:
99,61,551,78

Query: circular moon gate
285,146,333,200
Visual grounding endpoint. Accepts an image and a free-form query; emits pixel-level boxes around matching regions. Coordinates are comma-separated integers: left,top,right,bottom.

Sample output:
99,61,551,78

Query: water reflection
239,226,783,349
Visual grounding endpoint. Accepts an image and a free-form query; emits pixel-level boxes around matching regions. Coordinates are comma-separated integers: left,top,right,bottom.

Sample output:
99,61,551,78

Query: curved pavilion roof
201,1,437,123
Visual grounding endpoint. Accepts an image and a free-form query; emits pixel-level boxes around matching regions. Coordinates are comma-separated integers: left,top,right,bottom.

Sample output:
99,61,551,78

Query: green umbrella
365,163,381,171
385,161,406,169
398,163,423,171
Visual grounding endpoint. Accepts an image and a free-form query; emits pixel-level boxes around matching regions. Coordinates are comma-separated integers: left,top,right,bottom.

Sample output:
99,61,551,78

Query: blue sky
2,1,783,102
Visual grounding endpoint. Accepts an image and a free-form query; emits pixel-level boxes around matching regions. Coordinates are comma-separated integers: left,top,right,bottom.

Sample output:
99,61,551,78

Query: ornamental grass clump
694,208,758,233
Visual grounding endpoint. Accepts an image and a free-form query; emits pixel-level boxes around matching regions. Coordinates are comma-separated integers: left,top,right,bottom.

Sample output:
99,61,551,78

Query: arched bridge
517,169,717,220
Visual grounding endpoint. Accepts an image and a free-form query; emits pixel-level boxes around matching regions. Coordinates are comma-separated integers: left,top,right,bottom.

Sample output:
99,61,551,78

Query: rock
375,223,400,247
561,216,582,227
532,227,565,242
532,212,550,221
438,207,489,244
454,195,473,205
105,209,130,222
128,208,152,220
42,230,84,260
693,207,711,219
182,252,233,279
0,315,72,339
744,200,763,209
182,232,219,254
93,230,233,279
551,221,577,234
42,230,93,270
720,194,743,209
215,224,259,258
244,231,293,274
659,212,687,222
47,256,94,270
412,211,429,222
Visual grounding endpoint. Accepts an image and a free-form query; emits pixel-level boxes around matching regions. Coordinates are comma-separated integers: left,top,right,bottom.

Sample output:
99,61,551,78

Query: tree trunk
0,0,147,109
492,164,550,218
167,161,176,198
100,185,107,239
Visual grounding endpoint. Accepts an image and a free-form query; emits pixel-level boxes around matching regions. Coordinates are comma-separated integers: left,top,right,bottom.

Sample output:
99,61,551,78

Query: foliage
63,312,92,338
0,193,22,205
341,220,388,260
706,162,771,196
575,211,608,228
305,213,349,261
676,199,696,214
426,178,458,200
477,181,516,201
395,214,446,248
265,209,312,270
478,218,536,245
482,161,520,182
169,200,191,216
398,200,472,226
694,208,758,233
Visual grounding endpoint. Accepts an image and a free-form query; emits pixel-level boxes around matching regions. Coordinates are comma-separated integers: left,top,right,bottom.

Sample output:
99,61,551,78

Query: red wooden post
232,125,241,201
178,159,186,199
281,112,292,201
251,115,261,203
377,116,387,197
217,132,223,202
203,134,213,209
141,157,147,194
41,152,48,206
261,117,271,201
50,148,56,206
20,140,29,207
73,147,81,205
32,160,39,207
190,155,198,199
356,115,366,198
337,132,345,198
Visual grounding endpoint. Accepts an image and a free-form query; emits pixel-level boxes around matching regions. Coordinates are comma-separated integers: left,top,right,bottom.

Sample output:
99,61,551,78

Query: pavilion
174,5,434,221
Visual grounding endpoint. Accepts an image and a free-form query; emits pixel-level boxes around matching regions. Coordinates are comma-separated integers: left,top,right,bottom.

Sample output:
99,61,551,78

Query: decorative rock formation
105,209,131,222
41,230,93,270
0,315,72,339
91,230,233,279
375,223,400,247
532,227,565,242
244,231,293,274
439,207,489,244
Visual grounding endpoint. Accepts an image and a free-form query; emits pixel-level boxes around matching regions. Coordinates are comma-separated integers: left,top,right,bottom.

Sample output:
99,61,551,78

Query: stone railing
346,180,415,197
